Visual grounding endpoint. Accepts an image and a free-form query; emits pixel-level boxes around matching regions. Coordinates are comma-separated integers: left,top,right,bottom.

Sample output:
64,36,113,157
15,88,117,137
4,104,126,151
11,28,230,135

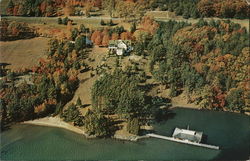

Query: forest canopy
151,0,249,19
142,19,249,112
4,0,249,19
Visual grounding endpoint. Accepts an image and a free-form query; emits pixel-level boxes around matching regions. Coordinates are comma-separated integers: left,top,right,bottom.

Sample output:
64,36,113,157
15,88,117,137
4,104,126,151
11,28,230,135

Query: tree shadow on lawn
81,104,91,108
80,78,90,84
91,13,104,17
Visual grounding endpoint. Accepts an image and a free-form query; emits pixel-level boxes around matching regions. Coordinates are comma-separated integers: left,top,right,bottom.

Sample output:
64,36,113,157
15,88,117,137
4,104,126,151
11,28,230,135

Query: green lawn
2,16,124,30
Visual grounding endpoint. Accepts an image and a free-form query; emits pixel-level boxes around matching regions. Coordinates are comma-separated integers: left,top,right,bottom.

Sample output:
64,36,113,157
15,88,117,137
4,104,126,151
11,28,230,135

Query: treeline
5,0,150,18
0,26,92,130
6,0,61,16
102,0,153,19
152,0,200,19
5,0,90,16
136,19,249,112
90,16,158,47
5,0,249,19
90,26,133,46
151,0,249,19
0,19,37,41
197,0,249,19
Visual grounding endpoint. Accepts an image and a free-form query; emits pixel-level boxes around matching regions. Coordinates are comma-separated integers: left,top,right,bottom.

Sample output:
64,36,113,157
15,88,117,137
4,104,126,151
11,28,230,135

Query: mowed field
2,16,124,29
0,37,49,70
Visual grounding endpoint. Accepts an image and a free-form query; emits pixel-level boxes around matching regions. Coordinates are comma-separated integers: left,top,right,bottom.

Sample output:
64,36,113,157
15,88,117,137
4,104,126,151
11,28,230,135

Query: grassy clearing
64,46,108,113
146,10,177,19
0,37,49,70
2,16,128,30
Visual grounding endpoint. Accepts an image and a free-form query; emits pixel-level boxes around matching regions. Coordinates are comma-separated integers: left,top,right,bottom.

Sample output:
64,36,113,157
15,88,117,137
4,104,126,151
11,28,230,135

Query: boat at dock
147,126,219,150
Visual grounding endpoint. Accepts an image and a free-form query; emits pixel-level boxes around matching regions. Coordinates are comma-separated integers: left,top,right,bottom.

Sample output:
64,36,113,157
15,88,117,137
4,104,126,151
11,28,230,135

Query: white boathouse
172,127,203,143
146,126,219,150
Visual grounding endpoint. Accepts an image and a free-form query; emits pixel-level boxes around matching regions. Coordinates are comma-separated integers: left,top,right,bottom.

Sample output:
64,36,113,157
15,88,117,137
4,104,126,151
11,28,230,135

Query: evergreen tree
183,10,190,19
130,22,136,33
100,19,106,26
61,103,84,126
84,110,111,137
62,17,69,25
71,28,79,41
79,24,86,33
226,88,245,112
108,19,114,26
76,97,82,107
6,0,14,15
75,36,86,51
58,17,62,24
127,118,140,135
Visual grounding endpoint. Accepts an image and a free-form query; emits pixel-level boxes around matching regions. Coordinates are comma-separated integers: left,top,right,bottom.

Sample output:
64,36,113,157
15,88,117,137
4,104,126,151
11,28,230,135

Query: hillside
0,0,249,139
0,37,49,70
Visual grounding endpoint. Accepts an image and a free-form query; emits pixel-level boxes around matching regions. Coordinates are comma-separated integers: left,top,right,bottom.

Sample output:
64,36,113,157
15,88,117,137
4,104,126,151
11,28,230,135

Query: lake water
1,108,249,160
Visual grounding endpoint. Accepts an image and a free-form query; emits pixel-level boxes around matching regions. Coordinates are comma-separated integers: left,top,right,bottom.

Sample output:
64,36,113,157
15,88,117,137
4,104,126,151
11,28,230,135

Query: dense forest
4,0,151,18
5,0,97,16
91,69,170,135
5,0,249,19
133,19,249,112
152,0,249,19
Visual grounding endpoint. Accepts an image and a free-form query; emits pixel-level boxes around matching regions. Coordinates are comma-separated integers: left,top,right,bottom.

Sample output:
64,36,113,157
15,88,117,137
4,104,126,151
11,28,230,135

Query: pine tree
108,19,114,26
183,10,190,19
100,19,106,26
76,97,82,107
130,22,136,33
58,17,62,24
127,118,140,135
6,0,14,15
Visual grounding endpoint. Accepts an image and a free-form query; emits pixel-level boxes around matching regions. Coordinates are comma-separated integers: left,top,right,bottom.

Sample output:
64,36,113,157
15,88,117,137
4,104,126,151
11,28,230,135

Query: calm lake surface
1,108,249,160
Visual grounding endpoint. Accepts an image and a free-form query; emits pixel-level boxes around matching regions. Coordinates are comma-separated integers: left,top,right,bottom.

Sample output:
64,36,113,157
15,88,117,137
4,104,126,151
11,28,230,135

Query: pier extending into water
146,133,219,150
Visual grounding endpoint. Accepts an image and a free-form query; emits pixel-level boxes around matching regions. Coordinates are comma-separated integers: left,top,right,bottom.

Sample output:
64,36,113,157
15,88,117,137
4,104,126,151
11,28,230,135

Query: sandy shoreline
22,117,148,141
22,117,88,136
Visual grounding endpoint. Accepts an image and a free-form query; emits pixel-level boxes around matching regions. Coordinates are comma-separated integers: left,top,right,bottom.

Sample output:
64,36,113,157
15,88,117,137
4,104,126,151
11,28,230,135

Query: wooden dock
146,133,219,150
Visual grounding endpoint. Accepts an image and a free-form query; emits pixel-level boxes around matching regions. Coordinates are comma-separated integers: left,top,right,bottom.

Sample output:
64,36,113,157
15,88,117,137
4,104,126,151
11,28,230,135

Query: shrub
100,19,106,26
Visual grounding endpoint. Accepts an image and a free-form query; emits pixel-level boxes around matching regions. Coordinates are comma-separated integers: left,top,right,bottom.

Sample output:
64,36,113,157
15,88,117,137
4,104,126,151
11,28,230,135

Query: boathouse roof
172,128,203,143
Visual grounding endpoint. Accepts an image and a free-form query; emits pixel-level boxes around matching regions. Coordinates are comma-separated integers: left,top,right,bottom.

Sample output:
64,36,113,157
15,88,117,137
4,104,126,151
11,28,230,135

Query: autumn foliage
197,0,249,18
139,16,159,35
146,19,249,112
102,33,110,47
0,19,36,41
91,30,102,46
90,26,133,46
